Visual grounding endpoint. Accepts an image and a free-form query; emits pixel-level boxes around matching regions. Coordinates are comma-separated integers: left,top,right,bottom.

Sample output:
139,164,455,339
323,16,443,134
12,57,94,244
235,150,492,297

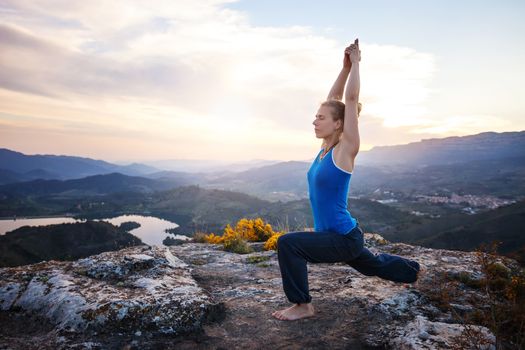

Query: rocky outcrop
0,244,219,347
1,233,519,349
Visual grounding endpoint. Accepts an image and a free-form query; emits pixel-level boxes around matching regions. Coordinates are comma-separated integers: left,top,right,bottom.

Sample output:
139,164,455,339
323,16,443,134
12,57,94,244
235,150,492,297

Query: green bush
192,231,208,243
223,233,253,254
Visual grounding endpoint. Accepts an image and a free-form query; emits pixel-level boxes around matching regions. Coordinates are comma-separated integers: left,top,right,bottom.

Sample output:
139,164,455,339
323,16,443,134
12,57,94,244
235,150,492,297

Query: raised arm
326,45,352,101
341,39,361,157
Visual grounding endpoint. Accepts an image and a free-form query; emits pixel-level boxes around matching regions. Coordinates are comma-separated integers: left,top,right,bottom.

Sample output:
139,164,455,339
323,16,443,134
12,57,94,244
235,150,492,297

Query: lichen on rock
0,244,218,337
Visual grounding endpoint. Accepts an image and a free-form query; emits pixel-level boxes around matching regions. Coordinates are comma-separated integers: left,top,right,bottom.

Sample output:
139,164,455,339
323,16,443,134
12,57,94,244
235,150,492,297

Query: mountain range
357,130,525,167
3,131,525,203
0,148,160,182
2,131,524,186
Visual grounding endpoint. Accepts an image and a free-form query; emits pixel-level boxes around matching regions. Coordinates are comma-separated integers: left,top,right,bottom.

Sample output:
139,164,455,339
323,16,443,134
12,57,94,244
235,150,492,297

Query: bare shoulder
332,142,357,174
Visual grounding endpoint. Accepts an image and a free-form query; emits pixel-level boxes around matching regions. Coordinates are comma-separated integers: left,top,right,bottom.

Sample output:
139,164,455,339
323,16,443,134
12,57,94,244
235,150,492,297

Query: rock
390,315,496,350
0,244,219,337
450,302,474,315
167,241,499,350
364,233,389,247
441,256,460,264
418,330,430,340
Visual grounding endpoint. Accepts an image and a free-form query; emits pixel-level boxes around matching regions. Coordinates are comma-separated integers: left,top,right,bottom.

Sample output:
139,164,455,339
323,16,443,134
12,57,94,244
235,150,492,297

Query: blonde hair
320,100,362,149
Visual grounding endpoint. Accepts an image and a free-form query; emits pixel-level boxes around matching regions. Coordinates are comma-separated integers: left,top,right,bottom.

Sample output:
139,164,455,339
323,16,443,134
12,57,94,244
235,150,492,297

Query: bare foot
272,303,315,321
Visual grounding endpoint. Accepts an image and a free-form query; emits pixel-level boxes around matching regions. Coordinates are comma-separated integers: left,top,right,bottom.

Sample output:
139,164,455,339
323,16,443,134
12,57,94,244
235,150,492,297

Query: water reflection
0,217,82,234
0,215,187,247
93,215,183,246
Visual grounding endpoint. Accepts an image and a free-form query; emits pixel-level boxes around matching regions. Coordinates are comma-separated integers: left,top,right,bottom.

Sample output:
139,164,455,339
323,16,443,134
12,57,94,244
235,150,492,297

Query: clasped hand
344,38,361,64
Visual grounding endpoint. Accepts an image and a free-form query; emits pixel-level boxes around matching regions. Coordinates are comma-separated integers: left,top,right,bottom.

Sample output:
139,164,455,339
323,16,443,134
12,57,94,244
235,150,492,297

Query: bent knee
277,233,293,249
276,234,287,247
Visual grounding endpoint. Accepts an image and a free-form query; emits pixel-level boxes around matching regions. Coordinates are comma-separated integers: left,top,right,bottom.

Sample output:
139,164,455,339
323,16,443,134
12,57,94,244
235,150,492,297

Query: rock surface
0,245,218,348
1,233,517,349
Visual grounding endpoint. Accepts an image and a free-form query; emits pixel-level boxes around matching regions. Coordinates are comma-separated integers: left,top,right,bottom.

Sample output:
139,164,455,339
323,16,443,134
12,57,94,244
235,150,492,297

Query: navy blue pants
276,223,420,304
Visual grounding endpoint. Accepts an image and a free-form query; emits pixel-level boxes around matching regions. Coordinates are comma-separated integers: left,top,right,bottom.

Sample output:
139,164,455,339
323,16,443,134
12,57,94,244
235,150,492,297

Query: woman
272,39,423,321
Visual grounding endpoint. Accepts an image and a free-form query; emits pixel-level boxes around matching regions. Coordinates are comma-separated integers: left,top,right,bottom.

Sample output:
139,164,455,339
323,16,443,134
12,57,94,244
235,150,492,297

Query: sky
0,0,524,163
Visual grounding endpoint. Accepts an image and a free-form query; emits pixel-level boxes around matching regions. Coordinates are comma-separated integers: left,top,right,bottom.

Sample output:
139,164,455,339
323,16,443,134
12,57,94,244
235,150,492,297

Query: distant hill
0,177,419,237
351,155,525,198
0,167,61,185
410,199,525,265
376,199,525,265
191,154,525,201
142,158,280,173
0,169,24,185
202,161,309,201
0,221,142,267
191,131,525,201
0,148,160,183
145,170,211,185
146,185,277,235
0,172,185,197
358,131,525,167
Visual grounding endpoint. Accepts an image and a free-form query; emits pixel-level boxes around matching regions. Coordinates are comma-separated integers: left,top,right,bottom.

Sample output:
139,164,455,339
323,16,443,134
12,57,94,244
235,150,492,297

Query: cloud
1,0,486,161
358,44,436,128
409,114,513,135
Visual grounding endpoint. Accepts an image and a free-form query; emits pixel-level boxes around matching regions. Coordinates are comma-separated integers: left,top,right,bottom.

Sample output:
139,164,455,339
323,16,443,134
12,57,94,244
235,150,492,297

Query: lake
0,214,190,247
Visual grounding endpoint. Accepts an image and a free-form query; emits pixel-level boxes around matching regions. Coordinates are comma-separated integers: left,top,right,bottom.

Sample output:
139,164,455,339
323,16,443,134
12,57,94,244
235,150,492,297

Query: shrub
264,231,284,251
192,231,209,243
455,271,483,289
234,218,276,242
223,231,253,254
470,242,525,349
253,218,275,241
203,232,224,244
222,223,236,242
202,218,283,253
420,241,525,349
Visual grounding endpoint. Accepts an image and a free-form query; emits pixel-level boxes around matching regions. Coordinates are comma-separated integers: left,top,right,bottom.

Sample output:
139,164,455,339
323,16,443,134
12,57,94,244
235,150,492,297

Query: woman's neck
321,139,339,160
322,135,340,152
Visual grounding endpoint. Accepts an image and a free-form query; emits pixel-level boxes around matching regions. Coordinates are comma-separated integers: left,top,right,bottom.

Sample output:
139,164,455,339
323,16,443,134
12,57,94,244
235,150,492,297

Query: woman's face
312,105,341,139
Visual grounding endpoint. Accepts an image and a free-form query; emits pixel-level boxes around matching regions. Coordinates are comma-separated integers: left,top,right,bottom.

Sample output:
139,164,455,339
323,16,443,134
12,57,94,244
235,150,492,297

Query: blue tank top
307,146,358,235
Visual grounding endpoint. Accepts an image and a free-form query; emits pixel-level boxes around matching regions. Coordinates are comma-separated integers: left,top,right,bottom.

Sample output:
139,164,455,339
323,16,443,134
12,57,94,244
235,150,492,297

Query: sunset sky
1,0,524,163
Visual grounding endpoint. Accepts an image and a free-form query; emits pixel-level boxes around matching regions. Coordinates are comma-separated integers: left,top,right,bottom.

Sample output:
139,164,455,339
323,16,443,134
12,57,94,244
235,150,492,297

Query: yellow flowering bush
233,218,278,242
223,230,253,254
234,218,256,241
204,218,286,253
253,218,275,241
203,232,224,244
264,231,284,251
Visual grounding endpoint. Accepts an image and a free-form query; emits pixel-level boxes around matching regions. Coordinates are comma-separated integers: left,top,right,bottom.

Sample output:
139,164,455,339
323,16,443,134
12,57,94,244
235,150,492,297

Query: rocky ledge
1,233,520,349
0,245,220,349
